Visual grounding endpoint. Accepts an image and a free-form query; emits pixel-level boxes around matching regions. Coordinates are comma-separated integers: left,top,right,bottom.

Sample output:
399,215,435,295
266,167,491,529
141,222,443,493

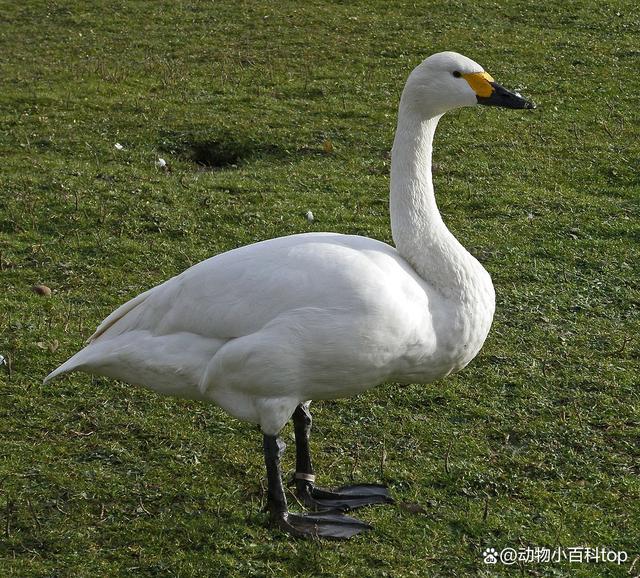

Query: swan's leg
263,433,370,539
292,403,394,511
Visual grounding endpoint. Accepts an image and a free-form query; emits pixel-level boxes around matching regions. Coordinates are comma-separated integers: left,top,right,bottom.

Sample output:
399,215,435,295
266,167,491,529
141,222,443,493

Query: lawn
1,0,638,576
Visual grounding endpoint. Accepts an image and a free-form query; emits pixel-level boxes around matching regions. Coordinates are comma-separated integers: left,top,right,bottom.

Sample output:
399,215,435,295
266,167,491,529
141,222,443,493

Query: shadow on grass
158,131,287,170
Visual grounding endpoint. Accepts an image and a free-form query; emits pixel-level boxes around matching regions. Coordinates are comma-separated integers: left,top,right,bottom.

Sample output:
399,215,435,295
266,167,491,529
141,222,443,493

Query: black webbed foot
297,480,394,511
263,433,372,541
291,404,394,513
274,510,371,540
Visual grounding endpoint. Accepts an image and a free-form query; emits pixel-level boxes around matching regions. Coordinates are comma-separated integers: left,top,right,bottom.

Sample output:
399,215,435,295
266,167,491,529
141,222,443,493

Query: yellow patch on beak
462,71,495,98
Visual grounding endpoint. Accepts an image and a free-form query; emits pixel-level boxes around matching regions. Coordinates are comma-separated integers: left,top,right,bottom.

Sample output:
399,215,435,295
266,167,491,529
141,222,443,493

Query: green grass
1,0,638,576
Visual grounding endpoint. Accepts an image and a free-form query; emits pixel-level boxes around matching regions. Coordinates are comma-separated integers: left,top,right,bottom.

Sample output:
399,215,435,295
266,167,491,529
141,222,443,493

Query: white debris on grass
156,158,167,168
114,143,124,150
305,210,314,223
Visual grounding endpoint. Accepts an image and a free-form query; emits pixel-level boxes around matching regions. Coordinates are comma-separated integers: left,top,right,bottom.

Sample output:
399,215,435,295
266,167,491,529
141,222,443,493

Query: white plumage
45,229,493,432
45,52,535,538
45,52,506,437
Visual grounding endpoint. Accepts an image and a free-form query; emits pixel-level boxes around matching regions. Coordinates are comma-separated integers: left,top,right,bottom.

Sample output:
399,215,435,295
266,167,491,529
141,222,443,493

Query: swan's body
47,231,493,432
46,51,533,538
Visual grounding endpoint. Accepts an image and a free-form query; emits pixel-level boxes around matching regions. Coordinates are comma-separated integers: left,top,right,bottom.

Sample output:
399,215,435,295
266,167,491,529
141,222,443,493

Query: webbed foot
298,481,394,511
274,510,371,540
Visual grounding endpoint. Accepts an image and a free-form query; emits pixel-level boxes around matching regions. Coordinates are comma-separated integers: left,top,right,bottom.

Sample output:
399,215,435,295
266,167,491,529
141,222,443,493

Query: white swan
45,51,534,539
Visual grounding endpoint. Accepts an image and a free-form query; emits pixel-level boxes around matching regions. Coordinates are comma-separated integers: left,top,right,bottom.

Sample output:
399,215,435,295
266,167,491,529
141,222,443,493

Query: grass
1,0,638,576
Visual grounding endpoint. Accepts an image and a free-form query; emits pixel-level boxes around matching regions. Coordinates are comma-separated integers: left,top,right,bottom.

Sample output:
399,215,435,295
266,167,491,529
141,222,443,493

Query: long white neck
390,100,482,299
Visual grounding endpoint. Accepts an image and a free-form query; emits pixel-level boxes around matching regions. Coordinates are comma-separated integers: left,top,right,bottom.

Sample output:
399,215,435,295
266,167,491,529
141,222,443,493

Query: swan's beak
477,81,536,109
463,71,536,110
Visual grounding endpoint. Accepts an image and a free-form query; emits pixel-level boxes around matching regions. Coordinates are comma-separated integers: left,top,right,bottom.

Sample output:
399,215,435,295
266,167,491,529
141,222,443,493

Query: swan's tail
43,329,226,402
43,286,155,385
43,345,100,384
43,359,77,384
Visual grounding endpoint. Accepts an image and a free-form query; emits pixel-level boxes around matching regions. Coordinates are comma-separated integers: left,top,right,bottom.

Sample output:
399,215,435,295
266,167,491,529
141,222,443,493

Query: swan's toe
273,510,371,540
299,482,394,511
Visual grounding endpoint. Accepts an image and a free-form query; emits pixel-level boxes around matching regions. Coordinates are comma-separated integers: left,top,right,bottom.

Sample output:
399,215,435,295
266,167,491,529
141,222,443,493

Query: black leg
263,434,288,517
292,404,394,511
262,433,371,539
293,403,314,482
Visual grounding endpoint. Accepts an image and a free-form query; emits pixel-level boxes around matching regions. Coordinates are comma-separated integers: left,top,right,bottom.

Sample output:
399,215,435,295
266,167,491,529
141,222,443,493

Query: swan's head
402,51,535,118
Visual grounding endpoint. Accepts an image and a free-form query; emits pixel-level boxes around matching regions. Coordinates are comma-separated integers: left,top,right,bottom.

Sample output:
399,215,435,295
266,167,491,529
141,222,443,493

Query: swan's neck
390,104,483,299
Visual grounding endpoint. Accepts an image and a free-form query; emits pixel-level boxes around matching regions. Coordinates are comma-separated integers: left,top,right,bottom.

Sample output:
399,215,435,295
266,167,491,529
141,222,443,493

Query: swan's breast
391,262,495,384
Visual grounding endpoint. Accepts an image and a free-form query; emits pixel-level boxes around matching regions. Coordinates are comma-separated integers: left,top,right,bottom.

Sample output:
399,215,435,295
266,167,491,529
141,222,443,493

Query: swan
45,51,534,539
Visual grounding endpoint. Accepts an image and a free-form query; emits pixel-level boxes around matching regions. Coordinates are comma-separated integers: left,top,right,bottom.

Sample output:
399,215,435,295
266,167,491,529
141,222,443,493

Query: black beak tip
514,92,536,110
478,82,536,110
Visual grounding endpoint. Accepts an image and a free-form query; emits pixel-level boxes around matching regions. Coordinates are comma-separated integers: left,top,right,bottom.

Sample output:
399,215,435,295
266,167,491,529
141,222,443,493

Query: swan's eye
452,71,462,78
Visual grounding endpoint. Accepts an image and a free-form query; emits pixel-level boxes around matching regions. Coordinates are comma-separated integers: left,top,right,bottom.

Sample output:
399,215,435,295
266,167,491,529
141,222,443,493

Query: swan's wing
90,232,423,342
88,286,155,342
44,233,431,395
